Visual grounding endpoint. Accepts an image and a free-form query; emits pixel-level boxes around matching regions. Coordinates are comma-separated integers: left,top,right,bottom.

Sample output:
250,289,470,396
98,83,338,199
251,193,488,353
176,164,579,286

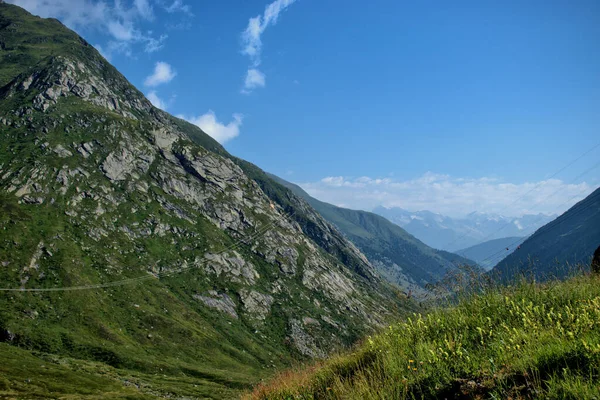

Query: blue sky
9,0,600,217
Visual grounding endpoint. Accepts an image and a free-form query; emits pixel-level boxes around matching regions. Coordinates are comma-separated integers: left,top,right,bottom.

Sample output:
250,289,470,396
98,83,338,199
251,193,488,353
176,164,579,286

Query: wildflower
409,360,414,363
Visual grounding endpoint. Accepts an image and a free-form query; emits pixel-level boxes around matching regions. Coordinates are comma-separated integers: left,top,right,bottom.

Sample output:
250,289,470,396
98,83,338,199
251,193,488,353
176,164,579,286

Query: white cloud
163,0,192,15
298,173,597,218
178,111,243,144
144,34,168,53
144,61,176,87
243,68,266,92
7,0,170,57
146,91,167,110
108,20,136,41
134,0,154,20
6,0,108,28
240,0,297,92
242,16,263,64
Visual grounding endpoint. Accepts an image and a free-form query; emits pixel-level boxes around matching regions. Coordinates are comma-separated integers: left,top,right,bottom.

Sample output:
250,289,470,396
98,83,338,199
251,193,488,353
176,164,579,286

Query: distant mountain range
493,187,600,280
456,236,527,270
372,206,556,251
269,175,476,290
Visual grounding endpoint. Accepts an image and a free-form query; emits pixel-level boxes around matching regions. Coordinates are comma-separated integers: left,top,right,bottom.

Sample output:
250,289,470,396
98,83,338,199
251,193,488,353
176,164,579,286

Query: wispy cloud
162,0,192,15
6,0,108,28
298,173,596,218
178,111,243,144
146,90,167,110
240,0,297,92
7,0,172,57
134,0,154,21
242,68,266,93
144,61,176,87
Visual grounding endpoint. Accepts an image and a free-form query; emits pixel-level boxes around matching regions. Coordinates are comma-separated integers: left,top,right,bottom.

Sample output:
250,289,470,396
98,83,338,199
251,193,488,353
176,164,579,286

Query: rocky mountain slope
492,186,600,280
0,4,410,398
373,206,555,251
268,175,476,291
455,236,526,270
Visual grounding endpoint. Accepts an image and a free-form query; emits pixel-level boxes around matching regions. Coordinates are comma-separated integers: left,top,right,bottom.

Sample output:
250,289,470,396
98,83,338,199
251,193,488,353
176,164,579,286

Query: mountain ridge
373,205,556,251
267,174,477,290
0,4,411,397
492,186,600,280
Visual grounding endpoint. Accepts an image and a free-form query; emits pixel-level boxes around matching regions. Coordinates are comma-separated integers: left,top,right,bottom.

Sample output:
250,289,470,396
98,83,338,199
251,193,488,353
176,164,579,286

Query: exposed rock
194,291,238,319
152,128,180,152
320,315,340,328
202,252,259,284
76,142,94,158
592,246,600,274
21,195,44,204
101,148,137,181
53,144,72,158
302,260,355,303
239,289,274,320
289,319,325,358
174,147,243,190
302,317,320,326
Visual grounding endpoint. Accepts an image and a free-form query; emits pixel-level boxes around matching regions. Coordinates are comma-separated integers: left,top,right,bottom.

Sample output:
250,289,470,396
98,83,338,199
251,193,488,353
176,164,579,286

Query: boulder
592,245,600,274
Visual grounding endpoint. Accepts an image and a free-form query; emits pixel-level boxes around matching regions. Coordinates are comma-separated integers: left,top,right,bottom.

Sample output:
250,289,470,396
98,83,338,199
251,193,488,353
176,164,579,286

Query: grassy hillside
494,187,600,280
247,272,600,399
268,174,477,288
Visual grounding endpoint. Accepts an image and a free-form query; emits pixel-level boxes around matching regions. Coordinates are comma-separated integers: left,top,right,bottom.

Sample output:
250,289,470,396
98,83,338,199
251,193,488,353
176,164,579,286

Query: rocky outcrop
194,291,238,319
200,252,259,285
593,246,600,274
239,289,274,321
289,319,326,358
1,56,152,119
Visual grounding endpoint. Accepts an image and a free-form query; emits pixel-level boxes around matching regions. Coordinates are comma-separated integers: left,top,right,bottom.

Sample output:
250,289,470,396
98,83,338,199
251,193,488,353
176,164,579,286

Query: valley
0,1,598,399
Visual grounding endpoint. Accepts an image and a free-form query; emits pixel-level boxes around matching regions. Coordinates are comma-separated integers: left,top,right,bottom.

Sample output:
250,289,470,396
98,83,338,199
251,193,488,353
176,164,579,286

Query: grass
245,272,600,399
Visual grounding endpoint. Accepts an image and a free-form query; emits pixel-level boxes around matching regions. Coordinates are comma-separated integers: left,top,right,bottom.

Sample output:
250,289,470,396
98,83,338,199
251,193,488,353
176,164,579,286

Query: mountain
455,236,526,270
0,4,411,398
268,175,477,291
492,187,600,280
373,206,555,251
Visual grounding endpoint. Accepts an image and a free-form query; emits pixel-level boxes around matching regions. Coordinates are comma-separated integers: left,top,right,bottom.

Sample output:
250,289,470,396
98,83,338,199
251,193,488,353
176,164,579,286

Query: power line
0,209,296,292
442,141,600,250
478,182,600,267
478,186,599,267
469,159,600,255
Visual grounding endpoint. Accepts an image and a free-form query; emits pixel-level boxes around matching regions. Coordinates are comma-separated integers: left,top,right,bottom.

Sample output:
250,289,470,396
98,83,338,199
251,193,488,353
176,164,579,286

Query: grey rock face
194,291,238,319
101,144,154,182
289,319,325,358
201,252,259,284
2,56,153,118
52,144,72,158
302,258,355,303
239,289,274,320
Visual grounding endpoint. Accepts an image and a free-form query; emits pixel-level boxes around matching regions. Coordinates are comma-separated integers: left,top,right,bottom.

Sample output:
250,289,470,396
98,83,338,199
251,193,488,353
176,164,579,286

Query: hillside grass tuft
246,272,600,399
